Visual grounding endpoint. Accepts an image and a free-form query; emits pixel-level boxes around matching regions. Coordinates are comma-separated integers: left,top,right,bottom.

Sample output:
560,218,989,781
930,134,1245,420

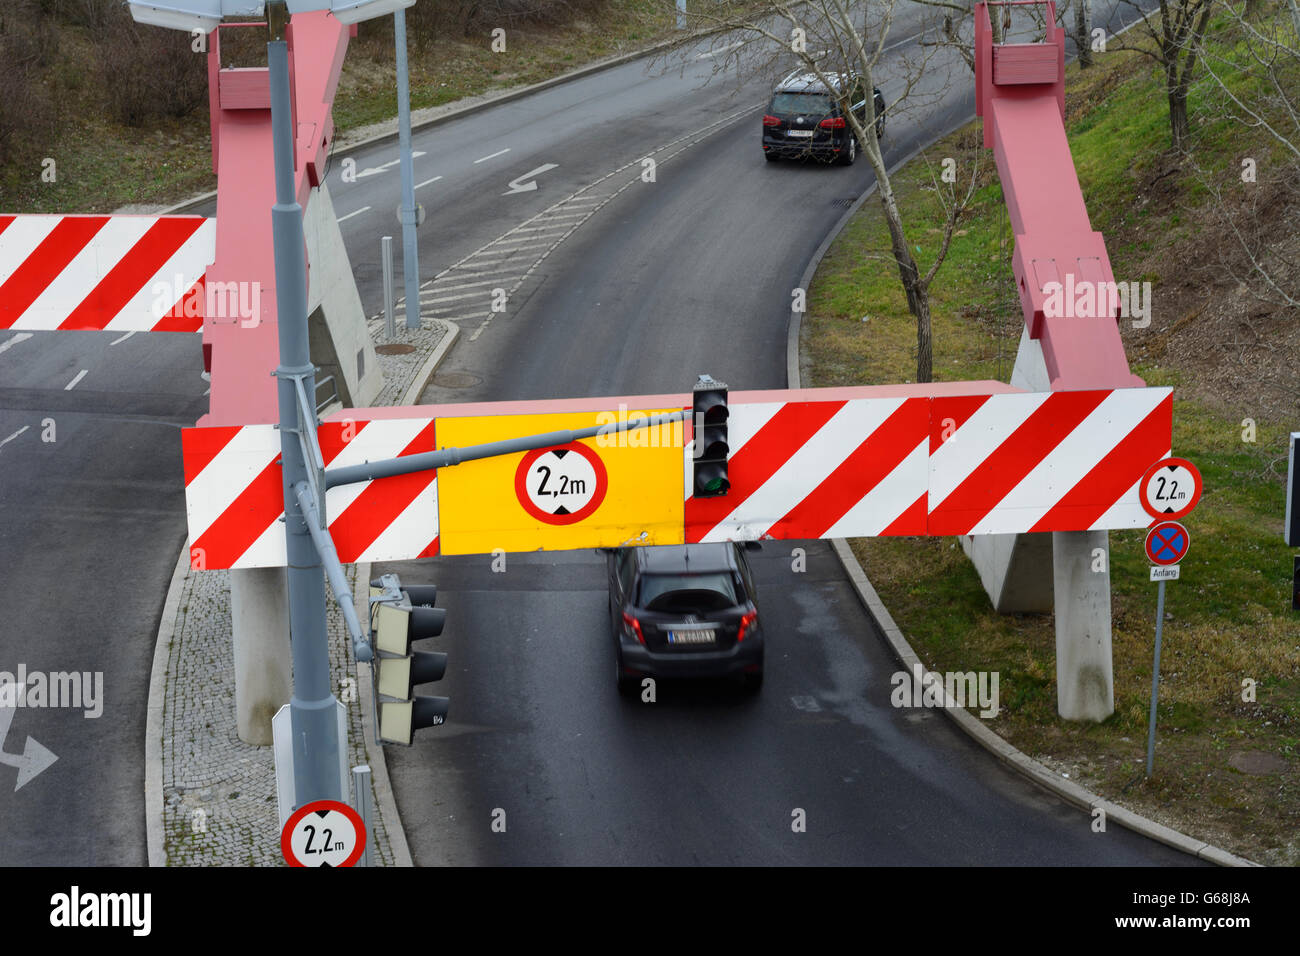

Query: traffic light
369,576,449,745
692,374,729,497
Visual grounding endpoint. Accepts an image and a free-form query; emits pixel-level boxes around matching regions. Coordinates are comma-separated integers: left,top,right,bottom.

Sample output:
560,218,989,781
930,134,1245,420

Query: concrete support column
230,567,291,745
1052,530,1114,721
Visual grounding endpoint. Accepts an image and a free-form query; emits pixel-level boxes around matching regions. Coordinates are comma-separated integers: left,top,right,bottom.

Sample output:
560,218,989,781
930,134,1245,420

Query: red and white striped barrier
0,214,214,332
182,386,1173,569
183,417,439,571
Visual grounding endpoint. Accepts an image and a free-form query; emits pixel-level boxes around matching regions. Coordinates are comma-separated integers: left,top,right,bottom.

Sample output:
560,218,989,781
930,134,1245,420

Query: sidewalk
147,312,455,866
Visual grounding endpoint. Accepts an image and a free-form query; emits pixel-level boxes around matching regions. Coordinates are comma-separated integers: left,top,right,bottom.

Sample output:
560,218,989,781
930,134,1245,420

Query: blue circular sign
1144,521,1189,566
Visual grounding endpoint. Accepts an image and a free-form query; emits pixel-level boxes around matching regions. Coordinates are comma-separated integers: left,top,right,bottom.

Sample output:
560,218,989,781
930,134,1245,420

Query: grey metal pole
1145,578,1166,777
268,7,343,806
382,235,395,339
352,765,374,867
395,8,421,330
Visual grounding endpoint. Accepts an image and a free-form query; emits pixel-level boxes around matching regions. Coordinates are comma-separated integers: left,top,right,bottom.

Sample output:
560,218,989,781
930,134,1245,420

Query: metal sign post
1142,510,1193,778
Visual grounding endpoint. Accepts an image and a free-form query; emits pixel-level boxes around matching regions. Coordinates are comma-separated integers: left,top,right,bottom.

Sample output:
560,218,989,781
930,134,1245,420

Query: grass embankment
803,19,1299,864
1,0,688,215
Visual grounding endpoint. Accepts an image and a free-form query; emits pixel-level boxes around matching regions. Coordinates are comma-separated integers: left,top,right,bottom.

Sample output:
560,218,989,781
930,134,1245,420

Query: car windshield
638,572,738,612
770,92,833,116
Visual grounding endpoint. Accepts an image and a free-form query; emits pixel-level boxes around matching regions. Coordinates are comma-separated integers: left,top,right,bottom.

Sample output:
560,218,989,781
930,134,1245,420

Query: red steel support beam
975,1,1144,391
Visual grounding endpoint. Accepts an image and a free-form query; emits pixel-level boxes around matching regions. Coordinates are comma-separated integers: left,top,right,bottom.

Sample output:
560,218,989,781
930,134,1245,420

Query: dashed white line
473,148,511,164
337,206,370,223
0,426,29,452
110,330,136,346
64,369,88,391
416,176,443,189
0,332,33,356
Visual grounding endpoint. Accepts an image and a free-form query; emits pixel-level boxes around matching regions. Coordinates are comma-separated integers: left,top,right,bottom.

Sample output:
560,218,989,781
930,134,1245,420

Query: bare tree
1182,1,1300,310
671,0,981,382
1117,0,1216,150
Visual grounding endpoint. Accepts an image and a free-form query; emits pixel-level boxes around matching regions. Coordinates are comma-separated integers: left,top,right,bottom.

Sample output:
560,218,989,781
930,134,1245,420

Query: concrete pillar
230,567,291,745
961,325,1118,720
960,531,1054,612
1052,530,1114,721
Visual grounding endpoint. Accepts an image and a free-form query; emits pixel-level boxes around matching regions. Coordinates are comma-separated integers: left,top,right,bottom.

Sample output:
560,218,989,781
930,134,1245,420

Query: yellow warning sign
436,408,686,555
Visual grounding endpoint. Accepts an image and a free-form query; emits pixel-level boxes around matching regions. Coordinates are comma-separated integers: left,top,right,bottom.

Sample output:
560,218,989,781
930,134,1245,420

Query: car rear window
638,572,738,611
770,92,833,115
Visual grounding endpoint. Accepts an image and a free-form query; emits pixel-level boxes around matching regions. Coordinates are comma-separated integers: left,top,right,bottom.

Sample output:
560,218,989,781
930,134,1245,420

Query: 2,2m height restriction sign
281,800,366,867
1140,456,1202,521
515,443,608,525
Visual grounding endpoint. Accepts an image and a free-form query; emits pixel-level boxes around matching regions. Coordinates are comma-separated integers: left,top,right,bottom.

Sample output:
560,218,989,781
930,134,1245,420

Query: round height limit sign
515,443,608,525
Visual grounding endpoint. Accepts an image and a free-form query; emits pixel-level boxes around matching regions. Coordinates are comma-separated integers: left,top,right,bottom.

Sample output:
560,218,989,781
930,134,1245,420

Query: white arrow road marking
0,691,58,791
337,206,370,223
416,175,443,189
474,148,511,164
503,164,559,195
0,332,33,356
355,151,424,180
0,426,29,453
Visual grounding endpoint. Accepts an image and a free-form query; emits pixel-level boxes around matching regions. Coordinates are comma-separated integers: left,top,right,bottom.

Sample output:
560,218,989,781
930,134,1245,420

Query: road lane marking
64,369,88,391
0,333,33,356
416,176,443,189
504,163,559,195
337,206,370,223
0,426,29,453
110,330,136,346
474,148,511,164
697,40,743,59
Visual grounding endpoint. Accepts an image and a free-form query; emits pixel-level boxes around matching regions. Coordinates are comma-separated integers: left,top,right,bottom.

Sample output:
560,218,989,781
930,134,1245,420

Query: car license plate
668,629,716,645
787,130,813,138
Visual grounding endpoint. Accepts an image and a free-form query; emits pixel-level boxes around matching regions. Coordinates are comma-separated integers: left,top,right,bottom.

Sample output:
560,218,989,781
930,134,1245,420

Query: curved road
0,1,1190,866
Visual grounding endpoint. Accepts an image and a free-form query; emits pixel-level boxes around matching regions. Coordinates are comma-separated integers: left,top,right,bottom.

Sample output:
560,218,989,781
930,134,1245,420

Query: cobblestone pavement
159,318,449,866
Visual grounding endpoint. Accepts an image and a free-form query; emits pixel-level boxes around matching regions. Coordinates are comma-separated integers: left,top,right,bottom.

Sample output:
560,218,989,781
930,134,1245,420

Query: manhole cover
1228,750,1289,775
375,344,416,355
432,371,482,388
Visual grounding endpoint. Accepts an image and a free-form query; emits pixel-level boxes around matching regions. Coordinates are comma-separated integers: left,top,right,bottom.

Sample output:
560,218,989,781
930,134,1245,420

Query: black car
761,70,885,165
607,542,764,695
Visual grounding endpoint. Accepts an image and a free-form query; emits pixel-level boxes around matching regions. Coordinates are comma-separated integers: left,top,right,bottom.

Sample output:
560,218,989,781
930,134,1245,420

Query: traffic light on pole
370,578,449,745
692,375,729,498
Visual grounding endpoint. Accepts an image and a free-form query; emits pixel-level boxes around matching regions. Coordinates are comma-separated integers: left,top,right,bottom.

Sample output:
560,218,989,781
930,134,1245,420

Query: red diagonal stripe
182,425,242,486
319,419,371,466
685,401,845,542
191,459,284,569
154,275,205,331
60,217,206,330
0,217,109,329
1028,392,1172,532
330,421,438,562
928,390,1110,535
765,398,928,540
417,535,439,559
0,215,15,239
931,393,992,448
881,492,928,536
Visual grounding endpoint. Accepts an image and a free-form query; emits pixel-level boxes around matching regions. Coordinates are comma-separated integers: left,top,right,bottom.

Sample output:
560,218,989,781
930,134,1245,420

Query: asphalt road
372,7,1199,865
0,0,1188,866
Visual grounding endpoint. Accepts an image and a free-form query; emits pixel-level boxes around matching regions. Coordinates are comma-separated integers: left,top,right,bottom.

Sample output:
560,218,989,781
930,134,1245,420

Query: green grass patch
804,14,1300,865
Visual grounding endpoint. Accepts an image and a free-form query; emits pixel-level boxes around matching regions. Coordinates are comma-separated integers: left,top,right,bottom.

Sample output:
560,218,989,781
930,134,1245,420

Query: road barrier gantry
182,381,1173,570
